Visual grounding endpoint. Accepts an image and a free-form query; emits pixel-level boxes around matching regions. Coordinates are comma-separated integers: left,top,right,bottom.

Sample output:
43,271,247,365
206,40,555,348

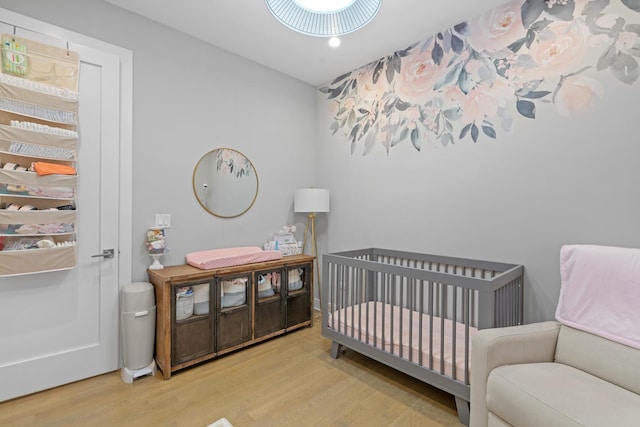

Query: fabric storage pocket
0,35,80,92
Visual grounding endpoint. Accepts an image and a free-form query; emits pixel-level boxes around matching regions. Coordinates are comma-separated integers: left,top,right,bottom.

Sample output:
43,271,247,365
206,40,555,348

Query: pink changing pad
556,244,640,350
186,246,282,270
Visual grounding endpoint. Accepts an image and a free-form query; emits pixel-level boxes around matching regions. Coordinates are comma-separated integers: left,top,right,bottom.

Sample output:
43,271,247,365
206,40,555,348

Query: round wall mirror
192,148,258,218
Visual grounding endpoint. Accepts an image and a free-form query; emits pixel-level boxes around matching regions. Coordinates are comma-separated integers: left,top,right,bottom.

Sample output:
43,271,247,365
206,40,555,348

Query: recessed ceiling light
328,37,341,47
265,0,382,37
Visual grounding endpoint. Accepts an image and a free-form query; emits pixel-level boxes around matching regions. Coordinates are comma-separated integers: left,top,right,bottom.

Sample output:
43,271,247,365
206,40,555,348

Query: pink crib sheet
186,246,282,270
329,301,476,381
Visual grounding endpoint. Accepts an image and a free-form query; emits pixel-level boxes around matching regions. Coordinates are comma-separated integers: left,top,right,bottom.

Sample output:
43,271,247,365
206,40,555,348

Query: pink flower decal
555,75,603,116
467,1,525,53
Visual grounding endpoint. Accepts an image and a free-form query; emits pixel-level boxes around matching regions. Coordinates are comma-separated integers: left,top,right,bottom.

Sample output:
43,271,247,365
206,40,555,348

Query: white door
0,12,132,401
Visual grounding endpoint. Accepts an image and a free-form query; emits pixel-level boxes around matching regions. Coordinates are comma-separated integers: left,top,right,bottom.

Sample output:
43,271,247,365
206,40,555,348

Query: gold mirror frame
192,148,259,218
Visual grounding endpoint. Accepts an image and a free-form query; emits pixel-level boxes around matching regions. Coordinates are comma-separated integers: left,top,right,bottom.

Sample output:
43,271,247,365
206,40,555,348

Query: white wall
0,0,317,281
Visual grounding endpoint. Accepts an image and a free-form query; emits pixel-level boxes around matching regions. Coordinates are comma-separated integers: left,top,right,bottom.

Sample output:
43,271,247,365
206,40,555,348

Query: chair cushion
487,362,640,427
555,325,640,395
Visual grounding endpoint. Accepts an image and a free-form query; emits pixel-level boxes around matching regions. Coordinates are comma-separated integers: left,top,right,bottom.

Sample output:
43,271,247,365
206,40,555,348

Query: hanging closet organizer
0,34,80,276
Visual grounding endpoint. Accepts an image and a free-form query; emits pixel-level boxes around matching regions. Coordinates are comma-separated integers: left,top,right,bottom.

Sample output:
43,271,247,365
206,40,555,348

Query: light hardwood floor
0,314,461,427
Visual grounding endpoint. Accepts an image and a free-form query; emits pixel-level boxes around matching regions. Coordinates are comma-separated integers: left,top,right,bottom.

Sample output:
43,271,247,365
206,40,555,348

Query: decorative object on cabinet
192,148,258,218
0,34,79,277
146,227,167,270
294,188,329,309
264,225,303,256
147,254,314,379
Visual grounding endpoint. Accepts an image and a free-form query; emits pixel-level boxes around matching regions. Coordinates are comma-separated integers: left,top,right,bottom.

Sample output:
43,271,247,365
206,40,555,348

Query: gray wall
3,1,639,323
315,52,640,323
0,0,317,281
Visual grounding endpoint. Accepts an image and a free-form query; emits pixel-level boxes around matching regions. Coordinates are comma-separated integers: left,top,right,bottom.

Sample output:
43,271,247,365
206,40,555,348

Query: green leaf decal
441,132,454,147
434,62,462,90
330,121,339,135
362,131,377,156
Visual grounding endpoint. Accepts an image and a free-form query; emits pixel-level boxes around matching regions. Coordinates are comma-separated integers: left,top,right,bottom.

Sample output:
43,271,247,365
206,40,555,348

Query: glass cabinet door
171,280,214,365
285,263,312,327
254,268,285,338
216,274,252,351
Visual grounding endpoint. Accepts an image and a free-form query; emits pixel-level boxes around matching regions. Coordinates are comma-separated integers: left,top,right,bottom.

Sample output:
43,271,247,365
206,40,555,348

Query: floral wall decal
320,0,640,155
213,148,254,178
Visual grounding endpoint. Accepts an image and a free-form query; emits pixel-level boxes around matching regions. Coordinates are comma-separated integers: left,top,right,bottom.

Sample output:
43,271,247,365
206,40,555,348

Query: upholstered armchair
470,245,640,427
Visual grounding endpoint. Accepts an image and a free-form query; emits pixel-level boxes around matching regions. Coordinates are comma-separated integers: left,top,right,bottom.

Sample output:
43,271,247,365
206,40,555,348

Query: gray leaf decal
622,0,640,12
611,53,639,84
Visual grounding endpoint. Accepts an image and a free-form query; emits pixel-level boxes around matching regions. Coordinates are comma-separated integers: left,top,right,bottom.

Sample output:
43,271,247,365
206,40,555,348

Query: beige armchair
470,244,640,427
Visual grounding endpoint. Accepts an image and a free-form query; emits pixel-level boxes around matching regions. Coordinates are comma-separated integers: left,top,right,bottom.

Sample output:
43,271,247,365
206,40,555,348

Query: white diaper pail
120,282,157,383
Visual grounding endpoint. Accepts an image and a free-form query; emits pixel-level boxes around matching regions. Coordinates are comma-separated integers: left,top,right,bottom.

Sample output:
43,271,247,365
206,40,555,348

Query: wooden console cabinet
148,254,314,379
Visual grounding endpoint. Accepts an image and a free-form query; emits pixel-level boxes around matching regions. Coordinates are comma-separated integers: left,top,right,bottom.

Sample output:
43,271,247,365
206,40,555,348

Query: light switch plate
155,214,171,228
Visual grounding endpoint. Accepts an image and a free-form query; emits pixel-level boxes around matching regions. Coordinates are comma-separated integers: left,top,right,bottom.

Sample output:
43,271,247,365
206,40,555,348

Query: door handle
91,249,115,259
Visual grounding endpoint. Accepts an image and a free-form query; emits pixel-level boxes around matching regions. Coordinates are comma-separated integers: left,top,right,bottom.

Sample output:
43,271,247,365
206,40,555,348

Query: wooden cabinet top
148,254,315,285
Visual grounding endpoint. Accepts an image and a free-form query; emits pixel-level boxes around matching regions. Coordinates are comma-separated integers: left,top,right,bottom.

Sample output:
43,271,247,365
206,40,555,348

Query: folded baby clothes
31,162,76,176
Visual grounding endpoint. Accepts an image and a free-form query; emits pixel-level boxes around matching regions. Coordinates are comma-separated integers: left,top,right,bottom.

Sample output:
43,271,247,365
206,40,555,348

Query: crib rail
321,248,523,397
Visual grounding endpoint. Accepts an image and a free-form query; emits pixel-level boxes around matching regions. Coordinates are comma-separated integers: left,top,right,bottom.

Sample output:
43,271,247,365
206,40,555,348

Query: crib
321,248,524,426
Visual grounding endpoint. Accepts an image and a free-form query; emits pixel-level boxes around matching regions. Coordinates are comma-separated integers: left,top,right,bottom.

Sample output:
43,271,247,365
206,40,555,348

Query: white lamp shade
294,188,330,213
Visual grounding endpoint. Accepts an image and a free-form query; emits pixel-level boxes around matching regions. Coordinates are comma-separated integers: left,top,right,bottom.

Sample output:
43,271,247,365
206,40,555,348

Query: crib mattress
186,246,282,270
329,301,476,381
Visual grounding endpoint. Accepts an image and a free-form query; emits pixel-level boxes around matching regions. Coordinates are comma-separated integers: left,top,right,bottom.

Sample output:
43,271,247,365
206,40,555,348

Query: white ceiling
104,0,509,86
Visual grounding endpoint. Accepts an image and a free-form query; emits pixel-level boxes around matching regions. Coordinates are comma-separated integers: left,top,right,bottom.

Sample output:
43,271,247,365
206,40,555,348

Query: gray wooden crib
321,248,524,425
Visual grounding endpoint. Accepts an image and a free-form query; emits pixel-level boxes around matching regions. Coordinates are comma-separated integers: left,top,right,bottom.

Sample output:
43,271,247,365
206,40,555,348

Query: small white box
273,232,295,244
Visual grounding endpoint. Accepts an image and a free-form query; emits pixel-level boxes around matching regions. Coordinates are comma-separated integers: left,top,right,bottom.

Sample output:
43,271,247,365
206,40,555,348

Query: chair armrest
470,321,561,427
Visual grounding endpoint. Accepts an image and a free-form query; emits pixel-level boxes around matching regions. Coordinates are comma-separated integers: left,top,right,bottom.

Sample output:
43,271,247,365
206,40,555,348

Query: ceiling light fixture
328,37,341,47
265,0,382,37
